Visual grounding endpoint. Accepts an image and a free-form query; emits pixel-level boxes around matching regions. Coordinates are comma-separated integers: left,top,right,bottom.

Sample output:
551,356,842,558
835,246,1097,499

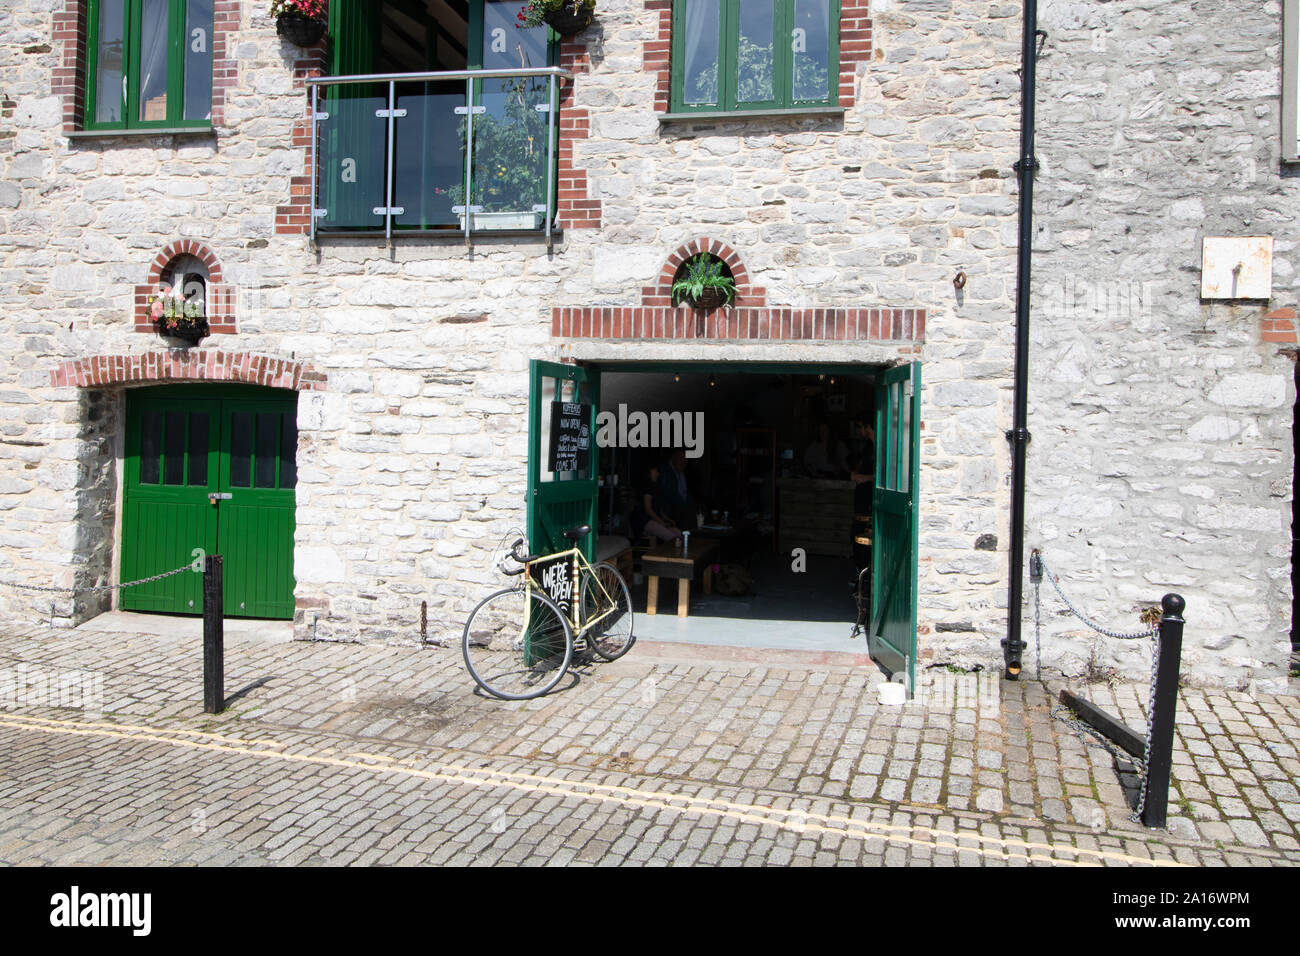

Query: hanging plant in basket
517,0,595,37
271,0,328,46
672,253,736,311
151,285,209,345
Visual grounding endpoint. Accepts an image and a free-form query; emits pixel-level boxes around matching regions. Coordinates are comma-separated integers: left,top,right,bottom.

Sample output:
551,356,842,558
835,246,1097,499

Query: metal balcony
305,67,571,243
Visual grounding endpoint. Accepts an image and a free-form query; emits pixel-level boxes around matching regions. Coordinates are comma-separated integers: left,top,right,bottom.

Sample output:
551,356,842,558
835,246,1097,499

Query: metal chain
1034,571,1043,679
1133,627,1162,824
0,563,194,594
1039,557,1158,641
1035,553,1162,825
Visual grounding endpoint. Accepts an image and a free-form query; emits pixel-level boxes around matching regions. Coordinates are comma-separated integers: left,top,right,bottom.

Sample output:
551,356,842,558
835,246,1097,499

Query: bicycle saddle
562,524,591,541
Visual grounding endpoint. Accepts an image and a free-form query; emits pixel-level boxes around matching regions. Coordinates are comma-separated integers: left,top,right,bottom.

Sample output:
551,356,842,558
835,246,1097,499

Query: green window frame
84,0,214,131
669,0,840,114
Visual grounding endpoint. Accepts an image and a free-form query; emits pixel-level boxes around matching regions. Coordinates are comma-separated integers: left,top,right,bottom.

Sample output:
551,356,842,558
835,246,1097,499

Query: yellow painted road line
0,713,1184,866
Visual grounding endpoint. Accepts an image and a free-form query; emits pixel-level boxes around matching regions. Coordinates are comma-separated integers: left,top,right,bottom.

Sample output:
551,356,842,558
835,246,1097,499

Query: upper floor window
86,0,213,130
670,0,839,113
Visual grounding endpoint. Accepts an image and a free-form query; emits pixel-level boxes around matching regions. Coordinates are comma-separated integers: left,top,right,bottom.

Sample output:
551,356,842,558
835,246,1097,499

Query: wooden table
642,538,719,618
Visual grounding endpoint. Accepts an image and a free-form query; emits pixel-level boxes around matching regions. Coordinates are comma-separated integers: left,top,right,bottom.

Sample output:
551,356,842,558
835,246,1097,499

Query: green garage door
121,386,298,619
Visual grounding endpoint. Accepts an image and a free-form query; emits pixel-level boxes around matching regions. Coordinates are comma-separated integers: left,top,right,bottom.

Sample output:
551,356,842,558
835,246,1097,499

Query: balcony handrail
305,66,573,88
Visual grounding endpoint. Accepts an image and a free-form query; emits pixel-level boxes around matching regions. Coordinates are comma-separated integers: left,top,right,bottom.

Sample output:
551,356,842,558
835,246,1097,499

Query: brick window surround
133,240,237,334
277,30,601,234
51,352,328,391
644,0,873,114
552,238,927,343
53,1,241,134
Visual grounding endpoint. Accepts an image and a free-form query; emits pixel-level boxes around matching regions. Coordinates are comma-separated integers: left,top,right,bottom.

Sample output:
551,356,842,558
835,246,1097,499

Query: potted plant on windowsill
271,0,328,47
517,0,596,37
672,254,736,311
151,285,209,345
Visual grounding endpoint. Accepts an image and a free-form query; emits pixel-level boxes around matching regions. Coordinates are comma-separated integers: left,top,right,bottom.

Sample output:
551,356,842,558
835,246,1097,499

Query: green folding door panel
121,387,297,619
870,362,921,695
321,0,383,231
527,361,599,560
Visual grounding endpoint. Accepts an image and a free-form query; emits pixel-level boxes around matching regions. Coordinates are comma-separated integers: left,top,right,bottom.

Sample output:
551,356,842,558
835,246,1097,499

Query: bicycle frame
517,546,619,636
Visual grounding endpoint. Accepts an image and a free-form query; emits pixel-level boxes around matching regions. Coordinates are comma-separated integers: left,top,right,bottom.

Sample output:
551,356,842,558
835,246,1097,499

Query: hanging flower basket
158,318,210,345
671,253,736,311
544,2,594,36
682,287,729,311
276,13,327,46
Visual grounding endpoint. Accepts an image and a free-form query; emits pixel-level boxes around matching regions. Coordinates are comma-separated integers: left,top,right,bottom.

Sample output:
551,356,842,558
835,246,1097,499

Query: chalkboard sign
548,401,591,473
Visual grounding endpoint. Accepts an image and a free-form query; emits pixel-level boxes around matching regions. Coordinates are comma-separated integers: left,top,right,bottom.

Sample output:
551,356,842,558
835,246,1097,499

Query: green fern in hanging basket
671,254,736,310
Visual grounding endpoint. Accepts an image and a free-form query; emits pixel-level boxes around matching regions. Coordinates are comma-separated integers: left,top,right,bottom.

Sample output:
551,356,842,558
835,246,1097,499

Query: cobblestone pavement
0,622,1297,866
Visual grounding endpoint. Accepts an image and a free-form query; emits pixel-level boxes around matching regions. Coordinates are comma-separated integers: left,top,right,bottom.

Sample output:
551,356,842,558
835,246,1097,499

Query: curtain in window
792,0,831,102
138,0,170,122
94,0,126,123
184,0,214,121
682,0,720,106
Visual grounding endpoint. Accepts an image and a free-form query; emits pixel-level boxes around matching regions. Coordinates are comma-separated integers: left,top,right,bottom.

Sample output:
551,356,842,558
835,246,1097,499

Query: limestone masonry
0,1,1294,691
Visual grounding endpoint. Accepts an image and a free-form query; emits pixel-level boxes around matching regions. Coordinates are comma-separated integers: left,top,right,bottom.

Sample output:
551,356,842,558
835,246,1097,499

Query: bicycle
462,524,635,700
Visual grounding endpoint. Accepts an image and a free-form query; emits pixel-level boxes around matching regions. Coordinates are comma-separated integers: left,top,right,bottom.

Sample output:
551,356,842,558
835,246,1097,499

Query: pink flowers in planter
150,283,205,331
269,0,327,19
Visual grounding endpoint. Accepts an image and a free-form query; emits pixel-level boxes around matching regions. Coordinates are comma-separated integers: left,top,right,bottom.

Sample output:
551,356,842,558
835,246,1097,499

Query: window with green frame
670,0,839,113
85,0,213,129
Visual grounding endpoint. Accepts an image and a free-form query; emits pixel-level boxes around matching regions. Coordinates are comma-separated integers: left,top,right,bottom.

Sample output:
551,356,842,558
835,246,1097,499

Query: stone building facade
0,0,1293,691
1026,0,1299,693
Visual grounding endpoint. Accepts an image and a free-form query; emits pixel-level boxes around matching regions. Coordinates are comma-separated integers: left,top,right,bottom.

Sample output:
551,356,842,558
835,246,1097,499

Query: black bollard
202,555,225,714
1140,593,1185,828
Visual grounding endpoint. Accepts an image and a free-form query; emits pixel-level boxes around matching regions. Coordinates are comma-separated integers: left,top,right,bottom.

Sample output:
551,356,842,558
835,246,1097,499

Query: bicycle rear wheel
462,587,573,700
579,562,635,661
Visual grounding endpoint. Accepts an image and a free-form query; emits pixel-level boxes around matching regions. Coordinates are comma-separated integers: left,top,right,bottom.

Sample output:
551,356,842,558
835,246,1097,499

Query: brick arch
134,240,237,334
643,238,766,308
51,352,327,391
148,240,224,284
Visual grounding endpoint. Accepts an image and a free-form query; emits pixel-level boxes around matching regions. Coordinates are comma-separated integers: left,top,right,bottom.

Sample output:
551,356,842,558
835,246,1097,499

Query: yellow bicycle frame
520,546,618,637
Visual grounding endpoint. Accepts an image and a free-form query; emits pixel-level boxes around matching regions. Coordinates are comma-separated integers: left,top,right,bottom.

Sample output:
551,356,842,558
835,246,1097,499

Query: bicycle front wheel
579,562,635,661
462,587,574,700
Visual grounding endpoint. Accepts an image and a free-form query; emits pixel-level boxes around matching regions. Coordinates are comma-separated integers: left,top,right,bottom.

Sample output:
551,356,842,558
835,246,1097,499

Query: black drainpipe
1003,1,1042,680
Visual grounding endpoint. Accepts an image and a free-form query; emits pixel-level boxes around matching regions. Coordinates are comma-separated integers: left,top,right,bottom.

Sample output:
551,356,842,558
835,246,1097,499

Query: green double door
527,361,599,559
871,362,922,695
120,386,298,619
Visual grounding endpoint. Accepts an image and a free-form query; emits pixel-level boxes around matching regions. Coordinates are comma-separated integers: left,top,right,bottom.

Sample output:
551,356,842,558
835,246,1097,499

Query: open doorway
592,365,880,653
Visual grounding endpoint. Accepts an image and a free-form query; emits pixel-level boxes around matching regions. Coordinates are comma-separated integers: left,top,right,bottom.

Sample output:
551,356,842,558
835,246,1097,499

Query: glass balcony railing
305,68,569,242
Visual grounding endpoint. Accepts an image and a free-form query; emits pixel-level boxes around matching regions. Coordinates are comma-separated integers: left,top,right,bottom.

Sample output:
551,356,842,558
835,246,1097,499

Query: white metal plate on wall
1201,237,1273,300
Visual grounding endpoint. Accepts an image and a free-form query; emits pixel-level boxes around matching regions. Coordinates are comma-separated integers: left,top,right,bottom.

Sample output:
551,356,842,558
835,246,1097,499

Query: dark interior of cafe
594,368,879,650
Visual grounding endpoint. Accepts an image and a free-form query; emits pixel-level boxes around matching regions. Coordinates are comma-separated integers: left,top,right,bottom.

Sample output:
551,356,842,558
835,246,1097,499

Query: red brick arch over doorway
50,352,328,391
552,238,926,343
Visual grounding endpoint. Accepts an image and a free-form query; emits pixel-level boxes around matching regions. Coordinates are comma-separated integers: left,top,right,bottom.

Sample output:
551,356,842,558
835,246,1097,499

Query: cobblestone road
0,622,1296,865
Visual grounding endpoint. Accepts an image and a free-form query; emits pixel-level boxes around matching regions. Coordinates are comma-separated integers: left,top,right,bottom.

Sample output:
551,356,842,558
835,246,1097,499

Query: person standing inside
657,449,697,530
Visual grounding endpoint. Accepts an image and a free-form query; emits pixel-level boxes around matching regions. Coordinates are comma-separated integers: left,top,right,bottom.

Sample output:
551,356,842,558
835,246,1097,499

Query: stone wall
3,2,1027,669
1027,0,1300,691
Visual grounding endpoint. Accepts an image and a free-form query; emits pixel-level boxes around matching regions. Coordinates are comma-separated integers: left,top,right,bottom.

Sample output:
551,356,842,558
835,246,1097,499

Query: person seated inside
656,449,697,531
631,465,682,544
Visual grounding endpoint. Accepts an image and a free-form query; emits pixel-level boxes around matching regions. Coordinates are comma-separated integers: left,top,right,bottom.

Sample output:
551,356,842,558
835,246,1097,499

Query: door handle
208,492,232,505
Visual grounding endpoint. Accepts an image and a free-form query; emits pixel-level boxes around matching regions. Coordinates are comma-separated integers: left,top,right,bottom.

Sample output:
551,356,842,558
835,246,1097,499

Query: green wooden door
870,362,921,695
528,361,599,559
217,398,299,618
121,387,298,619
120,397,220,614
